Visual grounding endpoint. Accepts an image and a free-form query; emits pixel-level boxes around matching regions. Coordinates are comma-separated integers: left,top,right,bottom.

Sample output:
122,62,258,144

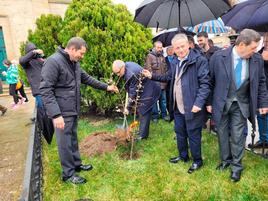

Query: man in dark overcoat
143,34,210,174
207,29,268,182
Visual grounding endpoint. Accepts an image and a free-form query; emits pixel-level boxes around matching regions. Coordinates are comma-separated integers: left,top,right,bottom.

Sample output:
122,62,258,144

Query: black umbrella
153,27,195,47
222,0,268,32
134,0,230,29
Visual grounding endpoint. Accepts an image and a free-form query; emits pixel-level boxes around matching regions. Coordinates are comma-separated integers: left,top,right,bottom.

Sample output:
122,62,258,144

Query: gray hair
235,29,261,46
171,34,188,45
66,37,88,50
113,60,125,69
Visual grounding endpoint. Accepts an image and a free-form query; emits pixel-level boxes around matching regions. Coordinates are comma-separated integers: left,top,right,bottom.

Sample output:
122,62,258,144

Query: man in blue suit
143,34,210,173
112,60,161,140
207,29,268,182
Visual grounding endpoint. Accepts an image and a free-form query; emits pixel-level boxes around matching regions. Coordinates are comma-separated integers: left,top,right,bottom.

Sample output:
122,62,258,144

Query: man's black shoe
75,164,93,172
248,141,268,148
187,163,203,174
63,175,87,184
169,156,189,164
216,163,230,171
230,171,241,182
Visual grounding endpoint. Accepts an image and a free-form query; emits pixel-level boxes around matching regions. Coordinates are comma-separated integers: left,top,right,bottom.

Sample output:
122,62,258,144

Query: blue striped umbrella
186,18,230,34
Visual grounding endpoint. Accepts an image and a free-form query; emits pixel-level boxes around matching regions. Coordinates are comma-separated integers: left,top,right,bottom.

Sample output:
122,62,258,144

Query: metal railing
19,114,43,201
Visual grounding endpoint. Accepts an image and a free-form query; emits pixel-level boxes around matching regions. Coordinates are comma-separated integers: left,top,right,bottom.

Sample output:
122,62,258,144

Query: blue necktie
235,58,243,88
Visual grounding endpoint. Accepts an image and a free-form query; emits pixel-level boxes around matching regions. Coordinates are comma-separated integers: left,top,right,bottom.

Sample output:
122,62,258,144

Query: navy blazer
124,62,161,115
209,46,268,129
152,49,210,129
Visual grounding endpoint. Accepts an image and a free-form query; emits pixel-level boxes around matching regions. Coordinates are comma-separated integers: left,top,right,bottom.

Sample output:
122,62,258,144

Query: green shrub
21,0,152,114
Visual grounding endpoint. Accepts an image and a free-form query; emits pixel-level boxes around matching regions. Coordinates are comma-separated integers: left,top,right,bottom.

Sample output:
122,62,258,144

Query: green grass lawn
43,117,268,201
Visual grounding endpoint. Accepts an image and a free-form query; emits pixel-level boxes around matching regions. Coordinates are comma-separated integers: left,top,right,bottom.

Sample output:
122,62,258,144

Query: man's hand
206,106,212,113
142,69,152,79
262,50,268,61
107,84,119,93
33,49,44,55
259,108,268,115
191,105,201,113
1,71,7,76
53,116,65,130
123,108,129,115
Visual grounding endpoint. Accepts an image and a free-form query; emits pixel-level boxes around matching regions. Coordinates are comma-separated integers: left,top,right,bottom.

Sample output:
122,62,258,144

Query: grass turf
43,117,268,201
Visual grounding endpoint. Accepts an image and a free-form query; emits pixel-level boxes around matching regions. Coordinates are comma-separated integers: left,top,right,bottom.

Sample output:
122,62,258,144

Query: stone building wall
0,0,70,60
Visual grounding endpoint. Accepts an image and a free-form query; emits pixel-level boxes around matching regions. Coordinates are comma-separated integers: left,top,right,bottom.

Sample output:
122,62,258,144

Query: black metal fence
19,118,43,201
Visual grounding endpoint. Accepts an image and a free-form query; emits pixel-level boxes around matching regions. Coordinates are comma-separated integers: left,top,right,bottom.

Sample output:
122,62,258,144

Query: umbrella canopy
153,27,195,47
222,0,268,32
186,18,230,34
134,0,230,29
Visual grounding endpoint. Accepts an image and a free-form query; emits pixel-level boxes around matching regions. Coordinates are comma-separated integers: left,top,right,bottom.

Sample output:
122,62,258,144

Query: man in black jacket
40,37,118,184
19,42,44,106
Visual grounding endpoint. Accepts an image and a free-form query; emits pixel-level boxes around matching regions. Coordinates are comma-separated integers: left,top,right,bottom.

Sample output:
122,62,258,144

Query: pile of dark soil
80,128,131,157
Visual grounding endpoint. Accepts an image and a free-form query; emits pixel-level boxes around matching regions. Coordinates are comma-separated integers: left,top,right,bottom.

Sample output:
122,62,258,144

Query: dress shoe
63,175,87,184
216,163,230,171
248,141,268,148
75,164,93,172
187,163,203,174
169,156,189,164
230,171,241,182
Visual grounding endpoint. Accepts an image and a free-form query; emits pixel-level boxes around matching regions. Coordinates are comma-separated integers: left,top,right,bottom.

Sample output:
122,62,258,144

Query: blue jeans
152,89,167,119
257,113,268,143
35,95,44,108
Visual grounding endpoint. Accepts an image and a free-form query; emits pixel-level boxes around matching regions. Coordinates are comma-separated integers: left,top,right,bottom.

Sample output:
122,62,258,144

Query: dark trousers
152,89,167,119
174,108,203,165
257,113,268,143
16,84,28,100
139,109,152,139
9,83,20,104
55,116,82,179
217,102,247,173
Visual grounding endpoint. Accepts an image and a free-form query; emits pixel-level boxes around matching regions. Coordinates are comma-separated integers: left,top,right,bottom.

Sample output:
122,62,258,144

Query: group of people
1,28,267,185
141,28,268,183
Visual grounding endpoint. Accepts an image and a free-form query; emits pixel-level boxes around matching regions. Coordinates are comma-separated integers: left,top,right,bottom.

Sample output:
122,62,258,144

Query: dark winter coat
124,62,161,115
152,49,210,129
208,46,268,129
145,49,168,89
39,47,108,118
19,42,44,96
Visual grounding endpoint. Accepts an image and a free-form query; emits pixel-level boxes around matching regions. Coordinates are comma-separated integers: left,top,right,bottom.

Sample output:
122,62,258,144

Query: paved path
0,95,35,201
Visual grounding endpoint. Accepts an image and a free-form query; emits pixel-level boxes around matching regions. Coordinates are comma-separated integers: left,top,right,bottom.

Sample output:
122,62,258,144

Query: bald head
112,60,126,77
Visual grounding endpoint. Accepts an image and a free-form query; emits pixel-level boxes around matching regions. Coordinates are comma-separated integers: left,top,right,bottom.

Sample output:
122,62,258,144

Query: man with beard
145,41,169,123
